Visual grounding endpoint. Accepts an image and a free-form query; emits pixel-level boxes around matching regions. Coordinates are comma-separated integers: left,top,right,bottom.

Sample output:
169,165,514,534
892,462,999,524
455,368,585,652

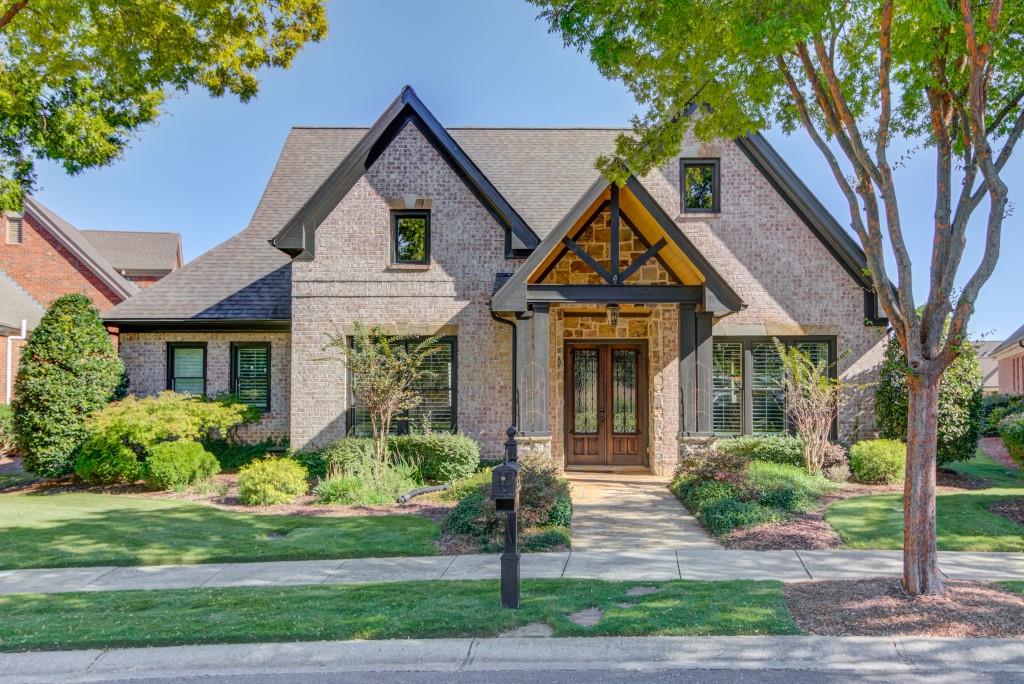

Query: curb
2,636,1024,682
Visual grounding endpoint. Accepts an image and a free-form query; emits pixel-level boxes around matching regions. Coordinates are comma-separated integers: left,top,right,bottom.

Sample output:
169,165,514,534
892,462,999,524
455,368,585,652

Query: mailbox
492,461,521,511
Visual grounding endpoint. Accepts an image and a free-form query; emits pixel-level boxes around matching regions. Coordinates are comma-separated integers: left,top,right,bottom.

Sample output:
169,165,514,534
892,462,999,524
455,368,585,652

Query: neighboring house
975,340,1004,396
992,326,1024,395
0,197,183,403
103,87,887,471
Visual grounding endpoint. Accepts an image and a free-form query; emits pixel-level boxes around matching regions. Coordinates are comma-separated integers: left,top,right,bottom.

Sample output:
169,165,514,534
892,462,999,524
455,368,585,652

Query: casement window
680,158,721,213
711,337,834,437
392,210,430,264
231,342,271,411
167,343,206,396
5,215,22,244
350,336,457,435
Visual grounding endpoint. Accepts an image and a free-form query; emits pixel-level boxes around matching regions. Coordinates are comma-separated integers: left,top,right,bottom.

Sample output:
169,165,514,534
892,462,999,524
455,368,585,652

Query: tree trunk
902,369,943,595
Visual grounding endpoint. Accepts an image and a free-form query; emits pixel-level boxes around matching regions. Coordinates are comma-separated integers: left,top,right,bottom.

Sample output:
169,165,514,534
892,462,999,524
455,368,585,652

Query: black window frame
230,341,272,412
346,335,458,436
391,209,431,265
680,158,721,214
166,342,207,396
711,336,838,439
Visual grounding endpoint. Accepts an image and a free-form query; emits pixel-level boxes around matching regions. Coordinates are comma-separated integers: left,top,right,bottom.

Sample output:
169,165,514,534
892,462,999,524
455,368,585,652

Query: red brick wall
125,275,163,288
0,213,124,311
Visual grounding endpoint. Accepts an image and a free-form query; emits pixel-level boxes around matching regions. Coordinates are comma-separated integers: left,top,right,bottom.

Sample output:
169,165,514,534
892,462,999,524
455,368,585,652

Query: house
103,87,887,471
991,326,1024,395
0,197,183,403
975,340,1004,396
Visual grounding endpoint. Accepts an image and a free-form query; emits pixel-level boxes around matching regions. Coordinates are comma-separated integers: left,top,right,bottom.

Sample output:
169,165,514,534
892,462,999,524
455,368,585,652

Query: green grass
0,579,799,651
0,493,439,569
826,449,1024,551
1001,582,1024,596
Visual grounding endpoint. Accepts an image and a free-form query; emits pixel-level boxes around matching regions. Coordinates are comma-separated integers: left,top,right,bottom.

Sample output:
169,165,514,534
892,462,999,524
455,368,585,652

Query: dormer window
392,210,430,264
681,159,720,213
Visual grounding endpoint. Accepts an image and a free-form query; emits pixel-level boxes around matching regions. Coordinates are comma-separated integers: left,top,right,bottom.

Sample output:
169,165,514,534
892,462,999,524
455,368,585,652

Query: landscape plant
73,435,141,485
998,413,1024,465
982,394,1024,437
533,0,1023,594
313,452,420,506
143,441,221,491
775,340,843,475
0,404,14,456
13,294,125,477
237,458,309,506
849,439,907,484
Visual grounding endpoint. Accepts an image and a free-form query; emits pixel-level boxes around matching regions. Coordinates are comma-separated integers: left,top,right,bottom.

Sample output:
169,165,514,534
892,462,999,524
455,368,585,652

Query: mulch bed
989,498,1024,527
981,437,1020,470
785,578,1024,637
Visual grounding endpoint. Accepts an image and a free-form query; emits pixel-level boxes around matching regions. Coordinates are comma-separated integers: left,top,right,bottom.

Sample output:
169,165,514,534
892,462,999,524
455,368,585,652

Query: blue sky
31,0,1022,339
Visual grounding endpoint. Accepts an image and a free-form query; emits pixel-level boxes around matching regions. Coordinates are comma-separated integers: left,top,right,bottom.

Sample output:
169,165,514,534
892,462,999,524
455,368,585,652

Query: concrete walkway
2,549,1023,595
4,635,1024,682
567,472,719,550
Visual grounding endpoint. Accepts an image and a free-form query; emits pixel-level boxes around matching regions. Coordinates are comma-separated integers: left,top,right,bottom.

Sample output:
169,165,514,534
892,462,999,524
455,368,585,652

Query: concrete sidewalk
2,549,1023,595
3,635,1024,682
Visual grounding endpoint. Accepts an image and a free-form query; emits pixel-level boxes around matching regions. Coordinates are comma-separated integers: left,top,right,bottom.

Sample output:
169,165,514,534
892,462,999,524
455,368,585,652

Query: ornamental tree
0,0,326,210
534,0,1021,594
13,294,125,477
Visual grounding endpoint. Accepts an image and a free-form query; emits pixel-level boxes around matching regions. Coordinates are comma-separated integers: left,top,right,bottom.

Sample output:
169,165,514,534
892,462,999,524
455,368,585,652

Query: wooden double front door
565,342,647,467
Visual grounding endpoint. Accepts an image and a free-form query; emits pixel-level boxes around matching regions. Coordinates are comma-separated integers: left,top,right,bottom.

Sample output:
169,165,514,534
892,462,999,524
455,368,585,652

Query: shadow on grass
0,493,439,569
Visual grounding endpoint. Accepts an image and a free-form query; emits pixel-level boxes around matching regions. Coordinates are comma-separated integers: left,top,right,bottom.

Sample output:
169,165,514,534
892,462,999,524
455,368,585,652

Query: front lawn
0,578,798,651
0,493,439,569
826,450,1024,551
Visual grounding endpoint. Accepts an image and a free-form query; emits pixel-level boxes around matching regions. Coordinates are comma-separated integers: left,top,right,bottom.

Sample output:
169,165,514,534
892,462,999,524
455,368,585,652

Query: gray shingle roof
81,230,182,273
0,268,44,331
993,324,1024,355
104,127,621,323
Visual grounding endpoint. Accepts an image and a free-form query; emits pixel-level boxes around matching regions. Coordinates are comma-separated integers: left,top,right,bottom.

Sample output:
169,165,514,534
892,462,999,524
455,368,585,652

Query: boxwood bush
700,498,782,536
849,439,906,484
237,457,308,506
143,441,221,491
999,413,1024,466
74,435,140,485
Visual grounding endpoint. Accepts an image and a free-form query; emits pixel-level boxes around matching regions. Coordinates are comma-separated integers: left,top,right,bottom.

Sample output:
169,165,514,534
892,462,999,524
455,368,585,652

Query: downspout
489,308,517,429
6,319,27,403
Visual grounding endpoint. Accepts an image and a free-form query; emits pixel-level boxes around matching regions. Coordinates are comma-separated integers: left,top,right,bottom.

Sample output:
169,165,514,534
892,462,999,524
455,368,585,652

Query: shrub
849,439,906,484
675,479,739,512
0,404,14,455
13,294,125,477
999,412,1024,466
716,436,805,467
390,434,480,483
743,461,839,513
984,398,1024,438
237,458,308,506
313,452,419,505
143,441,221,491
74,435,140,485
319,437,376,478
875,333,982,465
205,439,283,471
547,492,573,527
700,497,782,536
444,488,488,535
521,526,571,552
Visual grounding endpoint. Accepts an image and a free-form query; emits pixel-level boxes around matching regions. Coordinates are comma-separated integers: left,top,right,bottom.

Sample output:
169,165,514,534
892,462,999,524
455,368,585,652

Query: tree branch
0,0,27,30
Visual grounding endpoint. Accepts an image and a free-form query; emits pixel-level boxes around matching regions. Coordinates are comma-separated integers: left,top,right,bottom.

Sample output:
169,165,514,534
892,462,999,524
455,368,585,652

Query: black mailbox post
492,426,521,608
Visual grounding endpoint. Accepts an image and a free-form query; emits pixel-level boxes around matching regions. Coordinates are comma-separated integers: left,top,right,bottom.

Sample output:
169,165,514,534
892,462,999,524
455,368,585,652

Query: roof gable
81,230,183,273
270,86,540,261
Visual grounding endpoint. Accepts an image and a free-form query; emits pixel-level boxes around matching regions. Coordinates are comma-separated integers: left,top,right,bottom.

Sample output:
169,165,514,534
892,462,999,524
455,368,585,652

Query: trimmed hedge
143,441,220,491
237,458,308,506
716,436,805,467
390,434,480,483
743,461,838,513
849,439,906,484
74,435,140,485
999,412,1024,466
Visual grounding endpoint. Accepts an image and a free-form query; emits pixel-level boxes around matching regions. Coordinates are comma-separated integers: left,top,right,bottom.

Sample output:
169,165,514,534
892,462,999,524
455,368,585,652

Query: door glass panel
572,349,598,434
612,349,638,433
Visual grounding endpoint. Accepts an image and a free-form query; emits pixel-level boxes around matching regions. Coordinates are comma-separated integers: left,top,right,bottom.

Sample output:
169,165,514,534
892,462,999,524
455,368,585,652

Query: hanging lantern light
606,303,621,326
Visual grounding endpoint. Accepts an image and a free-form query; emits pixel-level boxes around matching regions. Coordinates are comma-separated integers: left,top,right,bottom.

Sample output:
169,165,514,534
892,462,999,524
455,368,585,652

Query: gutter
5,319,27,403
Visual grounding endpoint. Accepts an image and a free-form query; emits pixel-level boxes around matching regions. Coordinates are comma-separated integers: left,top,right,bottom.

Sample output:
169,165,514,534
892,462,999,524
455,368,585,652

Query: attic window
392,210,430,264
681,159,720,213
6,215,22,244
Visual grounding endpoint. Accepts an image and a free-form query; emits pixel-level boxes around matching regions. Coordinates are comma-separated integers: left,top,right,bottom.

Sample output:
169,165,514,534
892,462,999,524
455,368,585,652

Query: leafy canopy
0,0,327,209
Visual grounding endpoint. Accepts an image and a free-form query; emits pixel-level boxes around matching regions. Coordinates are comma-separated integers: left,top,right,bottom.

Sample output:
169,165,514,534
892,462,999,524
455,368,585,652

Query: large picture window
711,337,834,437
167,343,206,396
231,342,271,411
350,336,456,435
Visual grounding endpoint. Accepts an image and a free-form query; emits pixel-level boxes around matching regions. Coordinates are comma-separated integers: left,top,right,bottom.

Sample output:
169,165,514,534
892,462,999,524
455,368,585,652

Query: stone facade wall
289,122,516,459
118,331,291,441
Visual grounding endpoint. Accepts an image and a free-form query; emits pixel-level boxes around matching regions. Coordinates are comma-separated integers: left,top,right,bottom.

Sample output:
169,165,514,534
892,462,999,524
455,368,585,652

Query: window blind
234,345,270,410
170,346,204,395
751,342,786,435
712,342,743,436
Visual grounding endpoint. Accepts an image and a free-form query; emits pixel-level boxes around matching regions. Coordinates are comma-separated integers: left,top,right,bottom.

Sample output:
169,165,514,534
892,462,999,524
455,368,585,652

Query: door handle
598,407,606,424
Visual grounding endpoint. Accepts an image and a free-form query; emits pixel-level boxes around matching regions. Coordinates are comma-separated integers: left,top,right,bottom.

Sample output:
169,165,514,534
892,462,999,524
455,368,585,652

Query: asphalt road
115,668,1024,684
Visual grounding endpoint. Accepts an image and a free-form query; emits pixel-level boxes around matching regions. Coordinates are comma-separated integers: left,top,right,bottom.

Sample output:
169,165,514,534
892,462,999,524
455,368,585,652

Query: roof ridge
290,125,629,131
82,229,181,236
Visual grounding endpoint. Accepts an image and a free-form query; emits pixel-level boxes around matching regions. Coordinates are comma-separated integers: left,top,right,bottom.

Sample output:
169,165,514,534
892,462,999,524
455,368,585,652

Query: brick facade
999,351,1024,395
118,331,291,441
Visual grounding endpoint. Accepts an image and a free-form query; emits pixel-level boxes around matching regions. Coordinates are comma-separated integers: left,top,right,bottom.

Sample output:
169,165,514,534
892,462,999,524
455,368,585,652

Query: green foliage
13,295,125,477
547,492,573,528
875,333,983,465
0,1,327,209
390,434,480,483
143,441,221,491
998,413,1024,466
743,461,839,513
316,437,377,479
313,451,420,506
443,489,488,536
774,340,843,475
700,498,782,536
0,404,14,455
88,392,259,458
716,436,805,468
204,439,283,472
520,526,572,552
849,439,906,484
74,435,140,485
237,458,308,506
982,395,1024,437
674,479,740,512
